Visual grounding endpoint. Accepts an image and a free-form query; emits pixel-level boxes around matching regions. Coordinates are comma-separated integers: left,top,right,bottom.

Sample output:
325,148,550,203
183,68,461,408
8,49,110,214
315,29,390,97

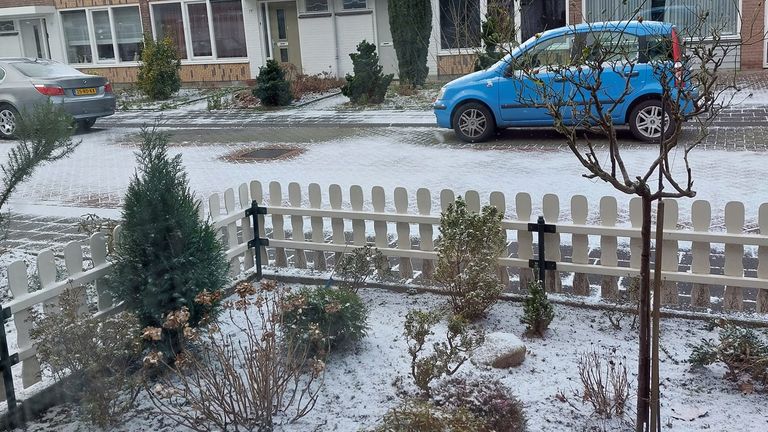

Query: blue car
434,21,693,143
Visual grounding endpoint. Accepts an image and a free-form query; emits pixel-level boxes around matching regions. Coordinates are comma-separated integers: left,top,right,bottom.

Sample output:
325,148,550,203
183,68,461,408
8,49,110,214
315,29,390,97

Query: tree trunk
636,192,652,432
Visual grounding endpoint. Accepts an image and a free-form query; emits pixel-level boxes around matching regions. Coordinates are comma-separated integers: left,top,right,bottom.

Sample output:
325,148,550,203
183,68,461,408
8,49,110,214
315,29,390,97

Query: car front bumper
433,101,451,128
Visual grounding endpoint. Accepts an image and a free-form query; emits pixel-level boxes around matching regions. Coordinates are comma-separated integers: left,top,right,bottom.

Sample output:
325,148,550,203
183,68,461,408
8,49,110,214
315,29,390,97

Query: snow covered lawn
13,282,768,432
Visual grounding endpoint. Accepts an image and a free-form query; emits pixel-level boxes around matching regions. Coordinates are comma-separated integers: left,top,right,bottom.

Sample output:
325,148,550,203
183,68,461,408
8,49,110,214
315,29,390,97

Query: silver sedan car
0,58,116,138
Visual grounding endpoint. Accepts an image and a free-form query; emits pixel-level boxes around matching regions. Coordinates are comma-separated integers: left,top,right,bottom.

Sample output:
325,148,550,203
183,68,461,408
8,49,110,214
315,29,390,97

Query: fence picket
661,199,680,305
417,188,435,280
599,196,618,300
250,181,268,268
238,183,255,271
758,203,768,312
270,181,288,267
90,232,112,311
490,191,510,289
350,185,366,247
543,194,562,292
690,200,712,308
329,184,345,264
224,188,239,276
372,186,388,272
308,183,326,270
37,250,59,314
289,183,307,268
629,198,642,302
8,261,41,388
571,195,590,295
723,201,745,310
466,190,481,213
516,193,534,290
395,187,414,278
440,189,455,211
209,192,224,243
63,241,88,315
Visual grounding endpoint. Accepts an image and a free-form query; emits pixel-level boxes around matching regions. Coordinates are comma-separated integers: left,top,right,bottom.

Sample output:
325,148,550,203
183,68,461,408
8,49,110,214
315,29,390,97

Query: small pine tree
110,127,227,355
137,35,182,101
521,280,555,337
253,59,293,106
389,0,432,87
474,11,505,71
341,40,394,105
435,197,506,321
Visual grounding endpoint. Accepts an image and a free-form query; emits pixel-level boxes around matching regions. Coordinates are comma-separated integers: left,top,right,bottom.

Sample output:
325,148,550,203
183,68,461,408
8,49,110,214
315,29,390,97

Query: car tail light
104,82,113,93
671,27,684,88
34,84,65,97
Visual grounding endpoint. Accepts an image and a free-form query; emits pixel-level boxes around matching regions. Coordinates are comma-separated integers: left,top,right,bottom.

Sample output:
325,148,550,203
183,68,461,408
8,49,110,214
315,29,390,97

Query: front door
268,2,302,73
19,18,49,59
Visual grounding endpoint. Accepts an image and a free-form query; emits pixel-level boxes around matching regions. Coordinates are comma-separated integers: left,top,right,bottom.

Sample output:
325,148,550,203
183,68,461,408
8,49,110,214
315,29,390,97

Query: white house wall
243,0,266,79
298,15,337,75
336,13,375,76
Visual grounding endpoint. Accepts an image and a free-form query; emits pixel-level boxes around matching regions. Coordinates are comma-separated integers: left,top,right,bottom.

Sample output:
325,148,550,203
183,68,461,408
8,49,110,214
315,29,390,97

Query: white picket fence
2,179,768,404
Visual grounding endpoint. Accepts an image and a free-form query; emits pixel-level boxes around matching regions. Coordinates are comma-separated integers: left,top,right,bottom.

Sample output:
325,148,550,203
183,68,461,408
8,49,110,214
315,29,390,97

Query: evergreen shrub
137,35,181,101
253,59,293,106
521,280,555,337
388,0,432,87
341,40,393,104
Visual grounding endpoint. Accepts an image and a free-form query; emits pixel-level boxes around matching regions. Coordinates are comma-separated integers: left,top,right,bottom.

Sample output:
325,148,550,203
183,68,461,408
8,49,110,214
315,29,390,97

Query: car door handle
620,71,640,78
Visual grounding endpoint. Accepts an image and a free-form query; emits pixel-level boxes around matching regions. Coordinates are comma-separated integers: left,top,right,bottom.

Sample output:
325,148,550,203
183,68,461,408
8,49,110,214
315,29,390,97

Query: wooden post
690,200,711,308
650,200,665,432
417,188,435,280
289,182,307,268
394,187,413,278
571,195,590,295
308,183,326,271
629,198,643,303
636,193,652,432
542,194,562,292
250,181,268,268
723,201,745,311
660,199,679,305
600,196,619,300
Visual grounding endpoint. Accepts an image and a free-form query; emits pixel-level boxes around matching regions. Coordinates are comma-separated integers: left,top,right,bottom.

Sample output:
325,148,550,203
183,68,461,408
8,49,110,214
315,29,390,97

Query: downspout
331,0,341,75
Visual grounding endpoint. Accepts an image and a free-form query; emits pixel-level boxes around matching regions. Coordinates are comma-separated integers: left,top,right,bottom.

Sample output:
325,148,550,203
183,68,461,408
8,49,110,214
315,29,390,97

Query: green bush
689,319,768,385
253,59,293,106
110,127,227,357
372,399,485,432
435,376,527,432
341,40,394,105
334,244,388,293
281,286,369,357
435,196,506,321
137,35,181,101
521,280,555,337
388,0,432,87
404,310,484,396
474,9,506,71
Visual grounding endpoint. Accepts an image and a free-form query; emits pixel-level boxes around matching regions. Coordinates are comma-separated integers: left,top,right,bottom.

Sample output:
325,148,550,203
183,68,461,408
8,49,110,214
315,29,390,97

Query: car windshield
11,60,85,78
493,33,557,70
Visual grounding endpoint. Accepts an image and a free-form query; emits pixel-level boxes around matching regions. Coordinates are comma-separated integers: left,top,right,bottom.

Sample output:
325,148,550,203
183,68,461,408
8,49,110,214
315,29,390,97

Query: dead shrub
372,399,485,432
602,277,639,331
434,376,527,432
334,244,389,293
282,63,344,101
29,288,143,428
577,349,630,418
396,84,417,96
145,280,324,431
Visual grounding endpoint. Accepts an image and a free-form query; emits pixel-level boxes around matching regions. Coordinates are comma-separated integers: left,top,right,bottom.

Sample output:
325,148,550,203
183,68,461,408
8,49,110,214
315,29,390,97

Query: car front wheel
629,100,676,142
0,105,18,139
452,102,495,143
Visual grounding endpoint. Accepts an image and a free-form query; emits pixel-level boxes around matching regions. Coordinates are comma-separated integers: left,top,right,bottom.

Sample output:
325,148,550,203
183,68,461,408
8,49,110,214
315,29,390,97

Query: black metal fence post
245,200,269,280
0,306,22,428
527,216,557,287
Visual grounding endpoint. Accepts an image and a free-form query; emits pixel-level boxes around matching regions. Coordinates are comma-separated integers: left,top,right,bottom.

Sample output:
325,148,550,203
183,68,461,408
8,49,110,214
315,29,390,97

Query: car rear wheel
79,118,97,131
629,100,676,142
452,102,495,143
0,105,18,139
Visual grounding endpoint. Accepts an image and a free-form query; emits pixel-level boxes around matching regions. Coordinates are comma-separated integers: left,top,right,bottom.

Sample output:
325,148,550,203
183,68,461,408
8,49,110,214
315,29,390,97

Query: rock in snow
471,332,527,369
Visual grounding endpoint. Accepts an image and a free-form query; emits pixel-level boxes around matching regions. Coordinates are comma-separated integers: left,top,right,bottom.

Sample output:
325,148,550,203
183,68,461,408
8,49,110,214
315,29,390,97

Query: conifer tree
389,0,432,87
254,59,293,106
110,128,227,353
341,40,394,104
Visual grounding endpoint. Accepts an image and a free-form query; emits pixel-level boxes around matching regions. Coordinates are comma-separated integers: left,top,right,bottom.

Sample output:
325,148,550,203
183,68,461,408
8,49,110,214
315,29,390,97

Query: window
113,7,143,62
187,3,213,57
153,3,188,59
61,10,92,63
210,0,248,58
584,0,738,37
440,0,481,49
0,21,15,34
342,0,367,9
487,0,516,43
305,0,329,12
518,33,576,68
61,6,143,64
151,1,248,60
582,32,639,63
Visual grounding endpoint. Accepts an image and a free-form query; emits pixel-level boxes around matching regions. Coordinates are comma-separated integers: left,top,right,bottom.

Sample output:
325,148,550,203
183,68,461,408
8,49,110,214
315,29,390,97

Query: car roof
540,20,674,38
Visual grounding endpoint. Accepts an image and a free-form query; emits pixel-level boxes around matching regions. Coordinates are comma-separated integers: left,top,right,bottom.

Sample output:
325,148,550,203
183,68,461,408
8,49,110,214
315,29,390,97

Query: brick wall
77,62,251,84
0,0,54,7
740,0,766,69
568,0,582,25
54,0,139,8
437,53,477,76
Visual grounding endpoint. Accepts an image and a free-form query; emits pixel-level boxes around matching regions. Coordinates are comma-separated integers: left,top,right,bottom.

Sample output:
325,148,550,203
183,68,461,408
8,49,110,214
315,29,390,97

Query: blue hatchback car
433,21,692,143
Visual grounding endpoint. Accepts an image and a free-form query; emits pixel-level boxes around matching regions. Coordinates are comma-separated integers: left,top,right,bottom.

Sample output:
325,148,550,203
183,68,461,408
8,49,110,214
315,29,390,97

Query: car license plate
74,88,97,96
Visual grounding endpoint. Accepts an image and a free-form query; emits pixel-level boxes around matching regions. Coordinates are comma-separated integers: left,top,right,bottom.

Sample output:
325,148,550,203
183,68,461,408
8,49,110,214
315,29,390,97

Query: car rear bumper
56,95,116,119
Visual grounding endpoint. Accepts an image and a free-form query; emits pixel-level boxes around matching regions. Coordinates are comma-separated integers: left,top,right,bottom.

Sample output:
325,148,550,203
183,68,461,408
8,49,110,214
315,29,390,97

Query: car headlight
436,86,446,102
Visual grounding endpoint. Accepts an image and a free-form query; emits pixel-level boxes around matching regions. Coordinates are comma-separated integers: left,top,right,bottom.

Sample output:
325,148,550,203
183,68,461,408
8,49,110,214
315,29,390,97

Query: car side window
644,35,674,62
517,34,577,69
582,31,639,64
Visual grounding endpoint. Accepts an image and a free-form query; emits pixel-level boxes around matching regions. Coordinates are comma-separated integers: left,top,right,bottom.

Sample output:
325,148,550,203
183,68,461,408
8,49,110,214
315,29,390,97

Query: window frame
303,0,330,13
150,0,249,63
59,5,144,66
340,0,368,10
438,0,482,52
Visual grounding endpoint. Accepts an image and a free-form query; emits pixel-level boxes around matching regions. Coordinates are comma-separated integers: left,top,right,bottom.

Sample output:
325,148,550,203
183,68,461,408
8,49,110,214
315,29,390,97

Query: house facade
0,0,765,85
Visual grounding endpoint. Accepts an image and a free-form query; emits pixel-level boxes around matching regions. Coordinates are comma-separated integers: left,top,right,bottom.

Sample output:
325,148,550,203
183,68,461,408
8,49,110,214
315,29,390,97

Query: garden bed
116,88,243,111
337,84,441,111
10,281,768,432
